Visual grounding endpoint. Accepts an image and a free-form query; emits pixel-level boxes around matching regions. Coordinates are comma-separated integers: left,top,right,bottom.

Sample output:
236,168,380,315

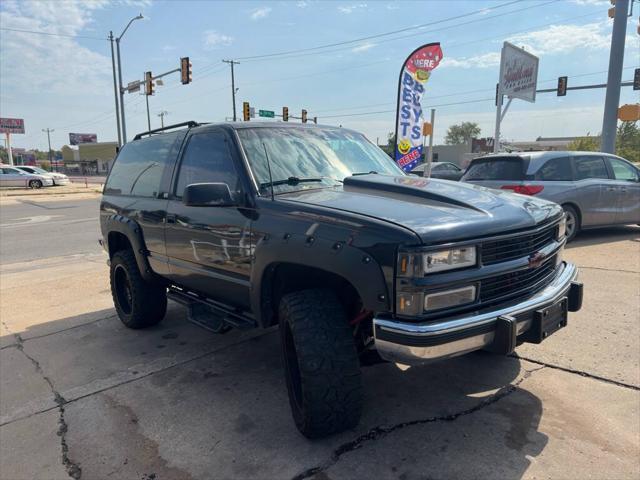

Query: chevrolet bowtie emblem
528,251,547,269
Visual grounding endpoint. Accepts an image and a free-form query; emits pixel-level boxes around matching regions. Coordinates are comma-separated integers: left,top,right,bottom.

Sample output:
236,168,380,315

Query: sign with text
0,117,25,134
394,43,443,171
258,110,275,118
69,133,97,145
499,42,539,103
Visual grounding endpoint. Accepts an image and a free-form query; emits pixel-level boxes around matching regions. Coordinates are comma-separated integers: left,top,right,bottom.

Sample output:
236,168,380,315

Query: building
62,142,118,174
505,136,593,151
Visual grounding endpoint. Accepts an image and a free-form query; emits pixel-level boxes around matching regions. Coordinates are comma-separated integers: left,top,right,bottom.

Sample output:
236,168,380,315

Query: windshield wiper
260,176,342,190
351,171,378,176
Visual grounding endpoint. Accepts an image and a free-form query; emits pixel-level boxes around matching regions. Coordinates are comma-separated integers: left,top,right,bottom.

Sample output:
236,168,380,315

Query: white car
0,164,54,188
15,165,70,185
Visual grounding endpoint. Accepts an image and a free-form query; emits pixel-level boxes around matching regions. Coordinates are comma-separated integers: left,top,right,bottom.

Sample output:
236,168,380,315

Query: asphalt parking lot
0,195,639,480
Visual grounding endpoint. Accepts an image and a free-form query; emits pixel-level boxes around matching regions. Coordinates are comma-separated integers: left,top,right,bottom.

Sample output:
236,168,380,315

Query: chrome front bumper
374,262,581,365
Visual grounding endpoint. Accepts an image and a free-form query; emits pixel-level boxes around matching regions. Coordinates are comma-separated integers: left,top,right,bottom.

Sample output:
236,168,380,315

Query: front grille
481,224,557,265
480,255,557,304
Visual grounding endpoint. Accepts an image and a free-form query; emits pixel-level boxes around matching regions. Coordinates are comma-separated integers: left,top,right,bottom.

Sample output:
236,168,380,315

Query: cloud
203,30,234,49
338,3,367,14
250,6,272,20
506,22,611,56
441,52,501,69
296,1,308,7
386,3,399,10
571,0,608,5
351,42,376,53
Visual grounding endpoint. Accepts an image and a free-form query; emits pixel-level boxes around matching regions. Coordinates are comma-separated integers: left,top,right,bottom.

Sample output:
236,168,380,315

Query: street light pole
42,128,54,172
116,14,144,144
601,0,629,154
109,31,122,147
158,111,169,128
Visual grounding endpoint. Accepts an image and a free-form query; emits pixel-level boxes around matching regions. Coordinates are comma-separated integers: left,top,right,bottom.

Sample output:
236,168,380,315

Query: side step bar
167,287,257,333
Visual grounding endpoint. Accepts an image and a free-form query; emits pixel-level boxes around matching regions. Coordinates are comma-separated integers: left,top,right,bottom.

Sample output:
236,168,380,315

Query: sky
1,0,638,151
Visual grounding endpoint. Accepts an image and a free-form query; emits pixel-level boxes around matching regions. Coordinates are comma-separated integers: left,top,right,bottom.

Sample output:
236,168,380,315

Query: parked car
0,164,54,188
461,151,640,241
100,122,582,438
15,165,70,185
410,161,464,180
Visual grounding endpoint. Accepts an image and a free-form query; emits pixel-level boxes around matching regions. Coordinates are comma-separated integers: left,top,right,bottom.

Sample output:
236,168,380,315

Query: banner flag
394,43,443,171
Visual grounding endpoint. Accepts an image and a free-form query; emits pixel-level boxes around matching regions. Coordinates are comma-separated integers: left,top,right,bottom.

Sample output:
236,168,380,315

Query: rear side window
105,132,182,197
535,157,573,181
574,156,608,180
463,157,525,181
175,131,239,198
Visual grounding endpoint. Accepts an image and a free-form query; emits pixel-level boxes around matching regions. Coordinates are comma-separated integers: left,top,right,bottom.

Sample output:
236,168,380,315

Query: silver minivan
461,151,640,241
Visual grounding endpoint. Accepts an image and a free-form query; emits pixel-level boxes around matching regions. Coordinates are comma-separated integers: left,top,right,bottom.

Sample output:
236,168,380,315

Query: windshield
237,127,403,193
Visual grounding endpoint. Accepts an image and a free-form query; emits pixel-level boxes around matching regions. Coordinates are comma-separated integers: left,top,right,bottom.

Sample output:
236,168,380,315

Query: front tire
279,289,363,438
29,180,42,189
562,205,580,242
110,250,167,329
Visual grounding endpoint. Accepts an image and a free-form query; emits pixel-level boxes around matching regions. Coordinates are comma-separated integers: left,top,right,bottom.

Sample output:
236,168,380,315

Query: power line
0,27,107,41
236,0,561,63
235,0,525,61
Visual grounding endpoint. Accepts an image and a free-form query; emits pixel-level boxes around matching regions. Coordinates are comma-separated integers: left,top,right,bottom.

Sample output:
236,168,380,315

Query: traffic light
301,109,307,124
180,57,192,85
557,76,568,96
313,117,317,125
144,71,154,96
243,102,250,122
634,68,640,91
282,106,289,122
608,0,615,18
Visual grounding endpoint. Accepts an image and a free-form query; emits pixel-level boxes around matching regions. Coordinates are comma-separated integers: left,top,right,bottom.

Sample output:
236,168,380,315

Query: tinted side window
463,158,524,180
574,156,608,180
535,157,573,181
608,158,638,181
175,131,239,198
105,132,182,196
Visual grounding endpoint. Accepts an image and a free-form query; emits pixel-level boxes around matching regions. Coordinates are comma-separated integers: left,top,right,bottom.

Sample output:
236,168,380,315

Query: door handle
166,214,176,224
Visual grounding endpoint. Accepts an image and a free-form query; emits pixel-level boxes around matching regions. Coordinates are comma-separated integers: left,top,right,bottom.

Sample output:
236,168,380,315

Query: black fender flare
250,233,391,328
103,214,155,282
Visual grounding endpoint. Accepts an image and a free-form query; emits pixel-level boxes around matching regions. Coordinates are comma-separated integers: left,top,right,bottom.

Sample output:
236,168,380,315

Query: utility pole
222,60,240,121
145,94,151,131
427,108,435,177
42,128,54,172
601,0,629,154
109,31,122,147
158,111,169,128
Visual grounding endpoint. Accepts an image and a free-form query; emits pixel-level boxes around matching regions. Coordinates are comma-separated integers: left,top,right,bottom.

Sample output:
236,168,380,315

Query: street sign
618,104,640,122
258,110,275,118
0,118,25,134
127,81,141,93
250,107,256,118
499,42,539,103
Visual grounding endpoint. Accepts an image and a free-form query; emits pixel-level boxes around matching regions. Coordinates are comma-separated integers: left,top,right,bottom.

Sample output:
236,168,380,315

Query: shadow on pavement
1,303,549,480
567,224,639,249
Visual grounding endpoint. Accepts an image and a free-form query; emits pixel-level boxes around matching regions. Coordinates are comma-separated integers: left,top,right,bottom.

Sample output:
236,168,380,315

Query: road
0,198,101,263
0,195,638,480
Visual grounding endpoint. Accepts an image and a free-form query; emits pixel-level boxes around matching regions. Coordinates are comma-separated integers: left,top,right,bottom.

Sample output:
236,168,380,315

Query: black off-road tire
279,289,363,439
562,204,580,242
110,250,167,329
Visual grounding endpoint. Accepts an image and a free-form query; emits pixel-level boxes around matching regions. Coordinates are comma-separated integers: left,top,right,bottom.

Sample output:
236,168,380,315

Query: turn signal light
501,184,544,195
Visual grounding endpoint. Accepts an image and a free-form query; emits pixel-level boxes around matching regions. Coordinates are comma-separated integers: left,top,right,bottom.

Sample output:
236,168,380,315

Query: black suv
100,121,583,438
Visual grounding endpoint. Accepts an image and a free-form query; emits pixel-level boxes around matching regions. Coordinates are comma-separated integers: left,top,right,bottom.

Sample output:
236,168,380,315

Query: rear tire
29,180,42,189
110,250,167,329
279,289,363,438
562,205,580,242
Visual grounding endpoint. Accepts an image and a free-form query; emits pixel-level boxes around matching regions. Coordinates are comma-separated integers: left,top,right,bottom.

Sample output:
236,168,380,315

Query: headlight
557,216,566,240
398,246,477,277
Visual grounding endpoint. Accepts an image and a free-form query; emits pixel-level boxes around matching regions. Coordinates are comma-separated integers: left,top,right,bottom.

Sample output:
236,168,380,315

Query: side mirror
183,183,237,207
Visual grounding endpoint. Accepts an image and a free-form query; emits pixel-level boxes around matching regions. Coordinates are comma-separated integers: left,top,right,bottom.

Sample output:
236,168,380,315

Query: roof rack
133,121,201,140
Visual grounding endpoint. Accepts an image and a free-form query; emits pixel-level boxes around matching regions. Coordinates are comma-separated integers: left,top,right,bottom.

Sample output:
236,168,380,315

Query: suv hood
279,174,561,244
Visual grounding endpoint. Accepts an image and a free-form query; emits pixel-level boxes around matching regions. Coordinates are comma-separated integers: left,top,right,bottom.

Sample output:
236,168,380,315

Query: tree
567,135,599,152
616,121,639,163
444,122,481,145
39,160,51,171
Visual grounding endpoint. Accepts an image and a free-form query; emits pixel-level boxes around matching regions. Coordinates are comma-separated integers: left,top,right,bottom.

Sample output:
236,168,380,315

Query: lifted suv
100,121,583,438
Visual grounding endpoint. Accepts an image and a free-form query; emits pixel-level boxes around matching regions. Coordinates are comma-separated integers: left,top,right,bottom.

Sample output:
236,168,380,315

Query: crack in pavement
291,366,546,480
12,333,82,479
510,353,640,391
